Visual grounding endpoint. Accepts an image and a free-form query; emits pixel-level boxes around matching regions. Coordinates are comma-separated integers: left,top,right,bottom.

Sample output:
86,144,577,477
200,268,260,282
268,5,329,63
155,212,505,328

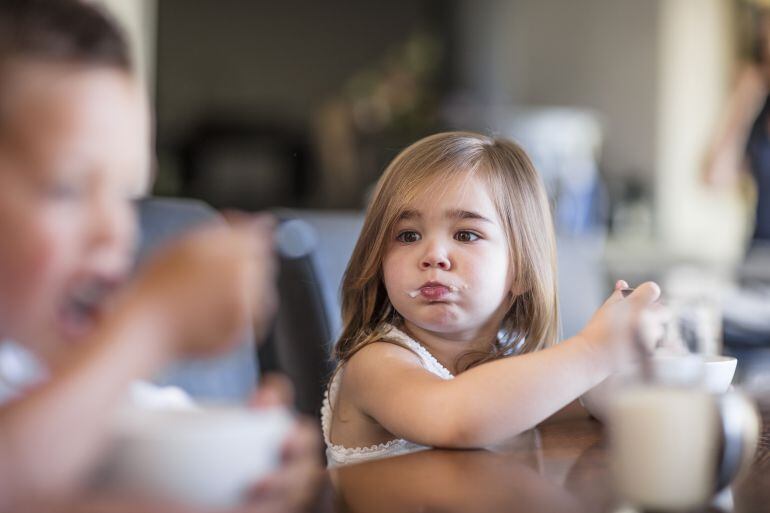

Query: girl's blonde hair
334,131,559,372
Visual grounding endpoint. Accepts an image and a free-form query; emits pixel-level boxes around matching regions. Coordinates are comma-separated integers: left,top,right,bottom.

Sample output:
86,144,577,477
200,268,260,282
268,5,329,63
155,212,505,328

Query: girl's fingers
601,279,631,306
627,281,661,306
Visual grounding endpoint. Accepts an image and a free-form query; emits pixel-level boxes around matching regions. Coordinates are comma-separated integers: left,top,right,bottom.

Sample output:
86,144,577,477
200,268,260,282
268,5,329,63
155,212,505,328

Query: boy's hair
0,0,131,73
334,131,559,372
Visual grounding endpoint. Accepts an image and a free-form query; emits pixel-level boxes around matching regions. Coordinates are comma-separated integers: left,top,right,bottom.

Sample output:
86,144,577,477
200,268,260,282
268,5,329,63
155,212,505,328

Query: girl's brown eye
455,231,479,242
396,231,421,243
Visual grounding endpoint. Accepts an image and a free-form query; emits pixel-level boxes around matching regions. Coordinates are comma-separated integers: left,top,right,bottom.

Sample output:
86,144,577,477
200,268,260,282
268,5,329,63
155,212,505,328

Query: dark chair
260,210,364,417
135,197,259,402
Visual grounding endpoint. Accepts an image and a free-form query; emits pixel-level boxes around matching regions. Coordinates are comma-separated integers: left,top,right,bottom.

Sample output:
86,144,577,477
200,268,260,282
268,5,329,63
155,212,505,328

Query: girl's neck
400,320,501,375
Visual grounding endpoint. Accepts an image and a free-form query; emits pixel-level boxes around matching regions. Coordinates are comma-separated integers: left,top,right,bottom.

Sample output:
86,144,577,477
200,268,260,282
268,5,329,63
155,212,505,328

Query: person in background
704,6,770,249
0,1,320,511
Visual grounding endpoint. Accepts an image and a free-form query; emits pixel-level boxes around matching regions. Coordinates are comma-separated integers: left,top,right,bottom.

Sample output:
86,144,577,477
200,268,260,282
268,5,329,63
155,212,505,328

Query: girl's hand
577,280,662,370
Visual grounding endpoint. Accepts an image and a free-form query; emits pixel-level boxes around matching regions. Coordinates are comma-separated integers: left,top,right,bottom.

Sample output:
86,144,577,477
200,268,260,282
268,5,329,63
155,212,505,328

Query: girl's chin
404,313,496,339
404,316,465,335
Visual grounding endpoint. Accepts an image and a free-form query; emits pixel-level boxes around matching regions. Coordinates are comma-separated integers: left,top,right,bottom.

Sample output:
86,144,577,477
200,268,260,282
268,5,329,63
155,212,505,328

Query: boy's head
0,0,151,365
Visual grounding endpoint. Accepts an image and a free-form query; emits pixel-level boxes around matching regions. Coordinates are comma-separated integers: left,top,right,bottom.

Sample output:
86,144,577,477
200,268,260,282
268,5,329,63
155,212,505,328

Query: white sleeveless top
321,325,455,468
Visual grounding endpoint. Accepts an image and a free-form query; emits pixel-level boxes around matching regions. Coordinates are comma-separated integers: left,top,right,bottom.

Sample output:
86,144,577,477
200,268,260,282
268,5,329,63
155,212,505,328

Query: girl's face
382,173,514,340
0,63,150,366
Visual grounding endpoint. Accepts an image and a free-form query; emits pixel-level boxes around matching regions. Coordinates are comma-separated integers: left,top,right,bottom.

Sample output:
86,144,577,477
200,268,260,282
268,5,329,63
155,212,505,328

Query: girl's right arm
342,282,660,449
0,220,276,508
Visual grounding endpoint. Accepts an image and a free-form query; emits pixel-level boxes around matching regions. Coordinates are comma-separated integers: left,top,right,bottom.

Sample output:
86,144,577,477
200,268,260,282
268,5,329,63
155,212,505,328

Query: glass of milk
608,383,719,510
607,307,759,511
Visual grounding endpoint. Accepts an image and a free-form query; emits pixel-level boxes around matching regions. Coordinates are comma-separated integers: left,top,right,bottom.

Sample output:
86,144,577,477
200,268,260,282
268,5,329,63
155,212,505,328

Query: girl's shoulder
332,339,428,415
343,326,454,384
345,338,427,379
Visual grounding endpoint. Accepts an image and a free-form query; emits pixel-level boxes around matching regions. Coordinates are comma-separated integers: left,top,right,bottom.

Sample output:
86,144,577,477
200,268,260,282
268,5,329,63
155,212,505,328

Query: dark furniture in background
178,123,311,211
259,210,364,417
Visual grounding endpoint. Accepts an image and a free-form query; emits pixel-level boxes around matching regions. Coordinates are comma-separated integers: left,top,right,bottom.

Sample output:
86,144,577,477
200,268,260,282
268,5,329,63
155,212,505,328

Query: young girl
322,131,660,467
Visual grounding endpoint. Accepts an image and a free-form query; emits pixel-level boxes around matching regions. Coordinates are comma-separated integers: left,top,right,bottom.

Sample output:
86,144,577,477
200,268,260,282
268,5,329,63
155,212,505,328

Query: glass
607,299,755,511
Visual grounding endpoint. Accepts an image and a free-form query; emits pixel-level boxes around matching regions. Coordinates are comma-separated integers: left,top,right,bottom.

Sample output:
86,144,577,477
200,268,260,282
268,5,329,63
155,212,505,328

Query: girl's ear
510,280,530,298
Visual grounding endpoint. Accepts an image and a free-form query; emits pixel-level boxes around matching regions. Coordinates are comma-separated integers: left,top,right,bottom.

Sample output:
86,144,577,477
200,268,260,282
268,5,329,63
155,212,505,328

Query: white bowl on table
701,355,739,393
581,355,738,422
105,405,293,507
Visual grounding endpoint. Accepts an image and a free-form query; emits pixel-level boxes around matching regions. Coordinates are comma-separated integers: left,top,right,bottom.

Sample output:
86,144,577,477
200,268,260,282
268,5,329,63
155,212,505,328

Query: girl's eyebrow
446,209,493,223
398,209,421,220
397,209,493,223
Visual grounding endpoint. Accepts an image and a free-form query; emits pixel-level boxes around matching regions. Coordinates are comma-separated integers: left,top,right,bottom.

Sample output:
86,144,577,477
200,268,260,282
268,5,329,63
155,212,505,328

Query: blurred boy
0,1,320,511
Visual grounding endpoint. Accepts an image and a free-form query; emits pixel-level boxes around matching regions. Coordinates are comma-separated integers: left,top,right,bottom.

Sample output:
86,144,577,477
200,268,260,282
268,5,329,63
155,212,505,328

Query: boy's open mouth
58,280,118,340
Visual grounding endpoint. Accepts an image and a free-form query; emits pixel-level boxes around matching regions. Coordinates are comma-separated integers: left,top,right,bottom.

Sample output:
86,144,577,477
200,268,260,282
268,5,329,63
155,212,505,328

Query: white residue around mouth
406,284,461,298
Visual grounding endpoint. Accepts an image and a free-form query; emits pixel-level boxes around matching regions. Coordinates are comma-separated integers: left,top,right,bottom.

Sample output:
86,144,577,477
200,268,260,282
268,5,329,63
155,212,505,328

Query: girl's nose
420,242,451,270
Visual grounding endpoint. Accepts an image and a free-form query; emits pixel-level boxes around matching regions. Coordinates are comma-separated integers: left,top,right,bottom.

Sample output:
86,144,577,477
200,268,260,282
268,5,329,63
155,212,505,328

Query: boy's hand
236,374,323,513
239,418,323,513
123,215,277,358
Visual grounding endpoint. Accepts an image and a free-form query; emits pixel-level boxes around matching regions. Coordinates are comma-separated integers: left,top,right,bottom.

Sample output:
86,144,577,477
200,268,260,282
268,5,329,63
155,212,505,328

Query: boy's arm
0,304,174,506
0,220,275,508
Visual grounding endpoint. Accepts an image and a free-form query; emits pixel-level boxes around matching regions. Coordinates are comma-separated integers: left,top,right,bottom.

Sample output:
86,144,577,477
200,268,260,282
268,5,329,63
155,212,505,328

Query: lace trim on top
321,325,454,467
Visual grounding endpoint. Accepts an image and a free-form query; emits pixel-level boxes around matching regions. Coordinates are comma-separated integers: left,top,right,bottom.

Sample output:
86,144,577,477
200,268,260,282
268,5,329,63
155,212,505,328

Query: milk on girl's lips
406,283,461,299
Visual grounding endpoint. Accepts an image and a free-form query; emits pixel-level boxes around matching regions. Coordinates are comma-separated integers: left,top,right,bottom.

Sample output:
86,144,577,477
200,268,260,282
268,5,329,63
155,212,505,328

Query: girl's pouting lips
407,281,460,301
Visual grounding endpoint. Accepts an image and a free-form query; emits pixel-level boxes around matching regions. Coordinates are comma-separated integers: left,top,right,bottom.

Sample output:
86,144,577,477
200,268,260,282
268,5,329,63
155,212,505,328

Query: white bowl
106,406,293,507
581,355,737,421
702,355,738,393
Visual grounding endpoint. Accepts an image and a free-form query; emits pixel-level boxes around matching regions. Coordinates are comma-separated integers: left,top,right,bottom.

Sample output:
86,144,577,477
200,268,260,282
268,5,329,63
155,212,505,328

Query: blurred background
97,0,750,260
96,0,770,392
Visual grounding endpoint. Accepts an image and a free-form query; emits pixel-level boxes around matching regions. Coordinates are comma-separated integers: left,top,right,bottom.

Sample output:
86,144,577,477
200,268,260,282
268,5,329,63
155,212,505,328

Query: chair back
262,210,363,416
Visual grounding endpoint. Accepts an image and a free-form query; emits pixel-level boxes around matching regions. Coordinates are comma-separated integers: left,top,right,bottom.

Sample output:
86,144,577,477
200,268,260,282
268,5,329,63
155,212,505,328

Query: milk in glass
608,385,718,511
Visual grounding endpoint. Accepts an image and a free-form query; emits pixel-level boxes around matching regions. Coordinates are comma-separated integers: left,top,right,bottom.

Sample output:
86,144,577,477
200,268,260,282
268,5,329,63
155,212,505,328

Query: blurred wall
456,0,744,262
156,0,432,146
656,0,745,262
455,0,660,181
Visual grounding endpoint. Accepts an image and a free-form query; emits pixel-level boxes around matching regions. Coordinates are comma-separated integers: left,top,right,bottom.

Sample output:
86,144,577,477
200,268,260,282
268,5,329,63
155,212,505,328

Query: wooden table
324,397,770,513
